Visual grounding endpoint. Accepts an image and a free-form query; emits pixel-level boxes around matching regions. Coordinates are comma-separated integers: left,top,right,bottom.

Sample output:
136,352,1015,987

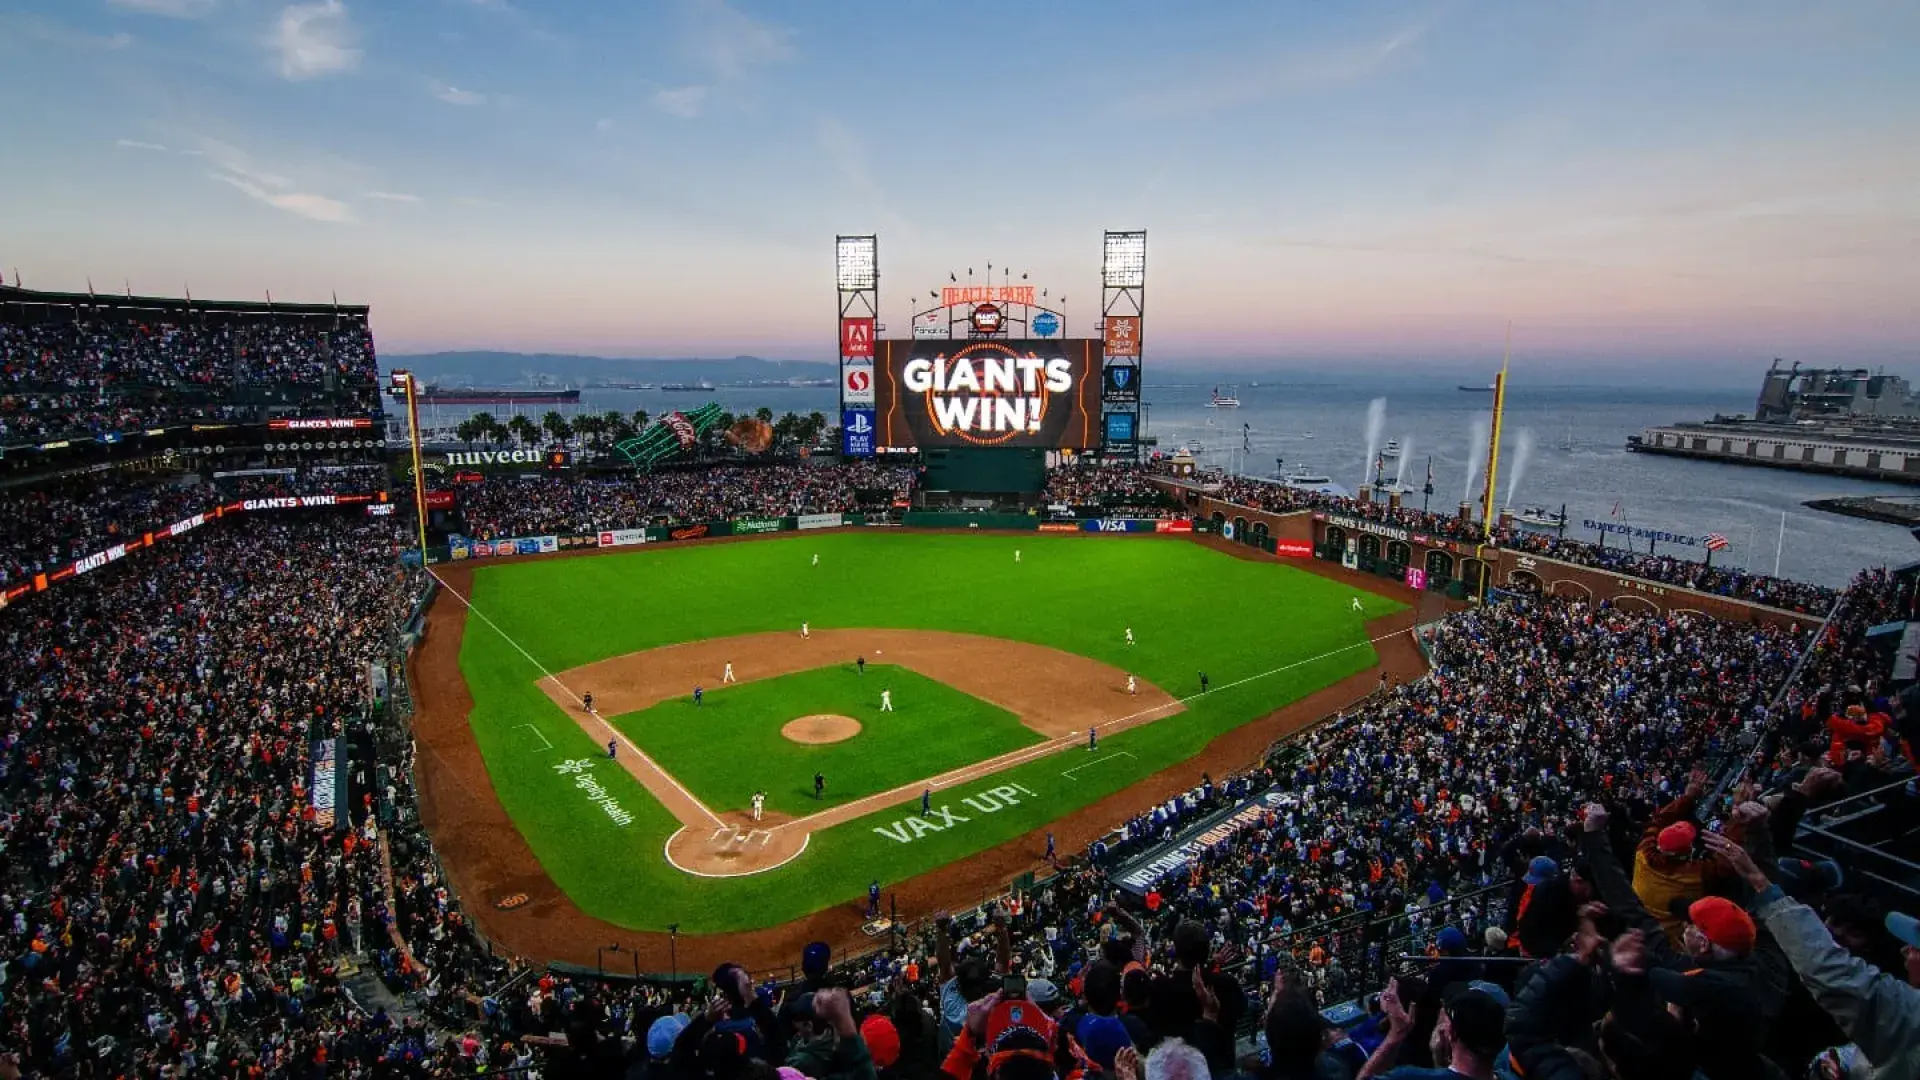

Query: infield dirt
409,534,1442,974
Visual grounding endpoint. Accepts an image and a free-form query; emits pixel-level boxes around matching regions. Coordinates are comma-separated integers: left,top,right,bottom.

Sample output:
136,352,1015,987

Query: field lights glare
1101,232,1146,288
836,236,877,291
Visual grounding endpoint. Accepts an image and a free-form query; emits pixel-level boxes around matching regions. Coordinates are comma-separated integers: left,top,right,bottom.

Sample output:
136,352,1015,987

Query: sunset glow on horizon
1,1,1915,371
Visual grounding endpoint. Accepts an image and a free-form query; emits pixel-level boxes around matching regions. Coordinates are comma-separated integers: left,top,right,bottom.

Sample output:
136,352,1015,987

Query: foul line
516,724,554,752
769,621,1416,836
1062,751,1135,778
427,568,725,829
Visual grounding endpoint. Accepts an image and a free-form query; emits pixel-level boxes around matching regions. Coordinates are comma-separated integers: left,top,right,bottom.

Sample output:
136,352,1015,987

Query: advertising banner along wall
870,339,1102,450
1110,790,1284,895
797,513,845,531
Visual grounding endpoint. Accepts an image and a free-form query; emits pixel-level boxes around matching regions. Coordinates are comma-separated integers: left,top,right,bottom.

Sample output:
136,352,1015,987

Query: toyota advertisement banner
870,339,1102,451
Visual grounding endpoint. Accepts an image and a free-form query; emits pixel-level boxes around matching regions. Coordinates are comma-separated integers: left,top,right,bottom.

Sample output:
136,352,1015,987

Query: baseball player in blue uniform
868,880,882,917
693,685,704,707
607,738,616,760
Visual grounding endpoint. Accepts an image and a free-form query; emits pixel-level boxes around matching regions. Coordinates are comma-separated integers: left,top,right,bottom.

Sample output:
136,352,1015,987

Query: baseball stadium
0,229,1912,1080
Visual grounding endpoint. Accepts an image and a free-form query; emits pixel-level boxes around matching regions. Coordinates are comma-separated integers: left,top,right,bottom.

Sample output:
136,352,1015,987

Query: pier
1627,420,1920,485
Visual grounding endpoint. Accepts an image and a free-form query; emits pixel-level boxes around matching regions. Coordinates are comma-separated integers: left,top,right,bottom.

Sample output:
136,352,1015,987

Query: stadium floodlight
1102,232,1146,288
836,235,878,291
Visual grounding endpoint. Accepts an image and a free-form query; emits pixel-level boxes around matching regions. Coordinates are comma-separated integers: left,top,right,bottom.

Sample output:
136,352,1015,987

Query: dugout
915,446,1046,510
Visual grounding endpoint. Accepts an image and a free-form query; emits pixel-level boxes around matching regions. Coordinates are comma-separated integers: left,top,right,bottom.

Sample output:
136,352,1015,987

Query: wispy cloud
365,190,422,203
116,138,171,152
685,0,792,80
453,196,503,209
4,14,133,50
815,114,914,239
212,174,353,222
1136,13,1437,116
109,0,218,17
197,137,353,223
432,81,486,106
650,85,708,118
273,0,359,81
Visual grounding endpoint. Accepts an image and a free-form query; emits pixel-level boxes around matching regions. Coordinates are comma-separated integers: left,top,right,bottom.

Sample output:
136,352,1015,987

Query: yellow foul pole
404,374,431,564
1479,324,1512,541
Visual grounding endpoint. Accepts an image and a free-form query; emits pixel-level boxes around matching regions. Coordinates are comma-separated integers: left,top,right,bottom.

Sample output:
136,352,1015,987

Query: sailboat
1207,386,1241,409
1559,423,1575,452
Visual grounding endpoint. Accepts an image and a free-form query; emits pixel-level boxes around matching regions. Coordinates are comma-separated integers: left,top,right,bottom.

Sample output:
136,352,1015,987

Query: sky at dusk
1,0,1916,375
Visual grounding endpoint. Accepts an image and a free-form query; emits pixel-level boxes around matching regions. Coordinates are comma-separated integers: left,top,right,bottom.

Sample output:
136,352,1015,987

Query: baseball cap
1775,857,1844,899
1440,983,1508,1059
1436,927,1468,954
1657,821,1698,856
861,1015,901,1069
1686,896,1757,955
1523,856,1559,886
647,1013,690,1059
1026,977,1062,1010
986,997,1056,1060
1074,1014,1131,1070
1886,911,1920,949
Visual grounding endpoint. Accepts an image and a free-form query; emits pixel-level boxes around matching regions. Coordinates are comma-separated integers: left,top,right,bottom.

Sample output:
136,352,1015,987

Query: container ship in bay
417,385,582,405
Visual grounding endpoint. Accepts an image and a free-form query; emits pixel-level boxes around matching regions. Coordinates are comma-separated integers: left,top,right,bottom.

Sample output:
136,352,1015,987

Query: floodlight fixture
1102,231,1146,288
836,235,877,291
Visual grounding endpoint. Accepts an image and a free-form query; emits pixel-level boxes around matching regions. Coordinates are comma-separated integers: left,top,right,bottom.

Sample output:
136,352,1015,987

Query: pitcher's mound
782,714,861,744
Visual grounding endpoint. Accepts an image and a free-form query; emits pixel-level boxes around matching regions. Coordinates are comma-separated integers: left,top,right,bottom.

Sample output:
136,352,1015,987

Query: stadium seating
3,339,1916,1077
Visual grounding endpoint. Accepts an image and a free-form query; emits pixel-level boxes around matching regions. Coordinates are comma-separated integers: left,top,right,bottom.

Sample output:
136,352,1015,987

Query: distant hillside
380,351,835,386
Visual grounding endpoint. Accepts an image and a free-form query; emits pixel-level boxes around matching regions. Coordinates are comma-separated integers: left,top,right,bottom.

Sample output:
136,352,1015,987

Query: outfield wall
1150,478,1825,630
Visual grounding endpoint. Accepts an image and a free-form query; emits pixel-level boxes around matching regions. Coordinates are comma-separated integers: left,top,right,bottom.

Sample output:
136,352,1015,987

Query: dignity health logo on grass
553,758,635,827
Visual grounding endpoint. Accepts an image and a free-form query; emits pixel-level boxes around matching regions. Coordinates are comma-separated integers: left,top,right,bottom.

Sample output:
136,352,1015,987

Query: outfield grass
613,664,1039,816
456,531,1402,932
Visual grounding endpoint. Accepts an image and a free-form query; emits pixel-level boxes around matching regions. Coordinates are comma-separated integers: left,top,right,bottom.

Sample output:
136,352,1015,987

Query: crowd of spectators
0,449,1915,1077
0,298,379,445
453,463,918,540
0,465,387,586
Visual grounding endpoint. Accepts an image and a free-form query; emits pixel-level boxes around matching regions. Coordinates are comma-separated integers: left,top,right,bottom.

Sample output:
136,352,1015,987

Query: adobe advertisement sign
840,317,875,358
871,339,1101,450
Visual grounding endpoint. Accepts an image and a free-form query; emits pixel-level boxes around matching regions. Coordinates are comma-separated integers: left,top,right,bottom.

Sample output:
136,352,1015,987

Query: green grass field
455,531,1401,932
613,664,1040,816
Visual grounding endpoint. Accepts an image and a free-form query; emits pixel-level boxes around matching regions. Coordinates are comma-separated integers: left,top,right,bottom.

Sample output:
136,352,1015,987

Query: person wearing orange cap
1631,768,1716,946
1580,802,1787,1078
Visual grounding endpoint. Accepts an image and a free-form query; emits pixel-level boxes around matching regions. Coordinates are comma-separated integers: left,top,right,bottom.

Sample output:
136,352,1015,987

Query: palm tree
773,411,801,446
470,412,498,446
541,411,572,448
601,410,624,434
754,406,774,424
631,409,650,430
485,416,511,447
572,414,604,449
508,414,540,448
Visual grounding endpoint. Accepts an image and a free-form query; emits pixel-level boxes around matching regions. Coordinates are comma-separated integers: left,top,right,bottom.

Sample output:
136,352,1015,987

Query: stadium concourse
0,299,1916,1076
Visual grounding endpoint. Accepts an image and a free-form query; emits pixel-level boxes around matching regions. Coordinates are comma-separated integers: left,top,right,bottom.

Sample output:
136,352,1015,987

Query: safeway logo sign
841,359,875,404
841,317,874,358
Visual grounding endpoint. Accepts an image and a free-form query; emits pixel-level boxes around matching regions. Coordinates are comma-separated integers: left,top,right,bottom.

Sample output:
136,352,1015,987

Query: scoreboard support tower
1099,230,1146,460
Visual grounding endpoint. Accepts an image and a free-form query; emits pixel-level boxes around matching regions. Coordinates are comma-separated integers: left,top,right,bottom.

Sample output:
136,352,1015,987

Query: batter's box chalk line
514,724,554,752
1062,751,1135,779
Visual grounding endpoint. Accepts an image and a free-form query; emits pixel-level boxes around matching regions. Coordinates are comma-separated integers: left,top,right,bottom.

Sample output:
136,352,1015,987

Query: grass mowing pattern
614,664,1039,816
456,532,1402,932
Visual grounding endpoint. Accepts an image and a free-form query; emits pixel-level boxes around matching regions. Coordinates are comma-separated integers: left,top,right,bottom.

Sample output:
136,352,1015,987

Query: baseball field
417,530,1405,948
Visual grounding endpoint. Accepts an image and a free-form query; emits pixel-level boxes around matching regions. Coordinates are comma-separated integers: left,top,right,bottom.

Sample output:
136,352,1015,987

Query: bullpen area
411,530,1412,969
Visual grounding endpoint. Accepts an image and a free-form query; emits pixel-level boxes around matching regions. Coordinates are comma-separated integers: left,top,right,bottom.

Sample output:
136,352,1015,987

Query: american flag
1704,533,1729,551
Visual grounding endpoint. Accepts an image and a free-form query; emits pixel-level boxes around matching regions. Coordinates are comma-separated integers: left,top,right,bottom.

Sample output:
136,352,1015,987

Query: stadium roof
0,282,368,317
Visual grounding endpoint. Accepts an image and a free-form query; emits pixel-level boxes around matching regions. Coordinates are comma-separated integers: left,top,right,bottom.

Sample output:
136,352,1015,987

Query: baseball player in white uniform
1350,596,1364,613
751,791,766,821
802,621,810,639
1127,674,1137,695
723,662,736,683
1015,549,1021,563
1125,627,1135,646
880,689,894,712
812,553,819,566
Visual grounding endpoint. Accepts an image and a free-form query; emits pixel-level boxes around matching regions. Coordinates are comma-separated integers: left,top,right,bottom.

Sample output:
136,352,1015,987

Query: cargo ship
418,385,581,405
661,381,717,393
